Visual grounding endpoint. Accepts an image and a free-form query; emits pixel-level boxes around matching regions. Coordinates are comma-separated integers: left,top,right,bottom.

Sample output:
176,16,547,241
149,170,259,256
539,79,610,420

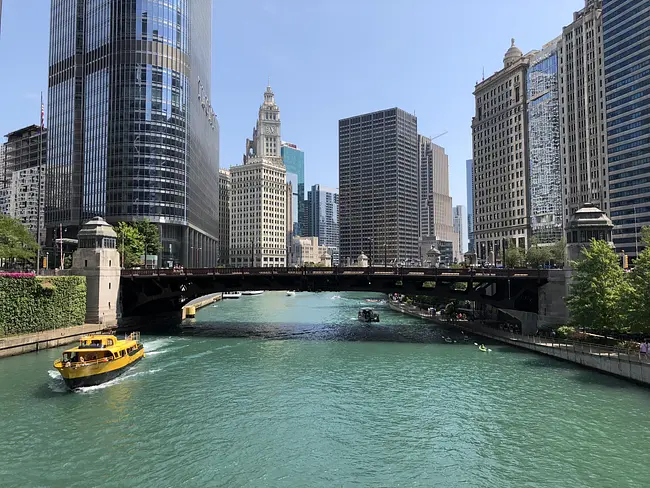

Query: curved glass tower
46,0,219,267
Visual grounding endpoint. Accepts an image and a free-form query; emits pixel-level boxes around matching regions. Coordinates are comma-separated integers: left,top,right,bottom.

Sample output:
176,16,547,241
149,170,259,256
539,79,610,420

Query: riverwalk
0,323,109,358
388,299,650,386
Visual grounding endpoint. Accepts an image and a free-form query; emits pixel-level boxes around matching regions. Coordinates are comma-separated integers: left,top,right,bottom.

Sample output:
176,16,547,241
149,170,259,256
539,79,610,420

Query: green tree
115,222,145,268
526,240,551,268
134,219,161,266
0,215,39,263
566,239,631,333
504,247,525,268
550,238,567,268
627,226,650,333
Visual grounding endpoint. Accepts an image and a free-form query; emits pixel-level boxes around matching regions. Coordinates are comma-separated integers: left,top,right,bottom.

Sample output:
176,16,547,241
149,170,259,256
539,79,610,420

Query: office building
281,142,305,236
307,184,339,265
230,85,286,267
1,125,46,245
46,0,220,267
603,0,650,257
453,205,467,255
290,236,331,267
218,168,230,265
466,159,475,252
528,38,563,244
559,0,608,232
472,39,532,264
339,108,419,265
418,135,458,259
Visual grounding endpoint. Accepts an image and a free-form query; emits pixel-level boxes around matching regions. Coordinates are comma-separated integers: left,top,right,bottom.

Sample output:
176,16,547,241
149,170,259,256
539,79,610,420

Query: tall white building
453,205,467,255
230,86,287,267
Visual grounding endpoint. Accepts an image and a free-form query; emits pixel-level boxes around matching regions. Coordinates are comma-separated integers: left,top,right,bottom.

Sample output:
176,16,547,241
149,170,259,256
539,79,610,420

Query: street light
634,206,639,258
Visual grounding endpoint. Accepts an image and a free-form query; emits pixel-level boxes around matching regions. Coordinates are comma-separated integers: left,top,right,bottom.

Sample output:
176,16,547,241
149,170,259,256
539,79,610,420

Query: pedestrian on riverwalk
639,341,648,361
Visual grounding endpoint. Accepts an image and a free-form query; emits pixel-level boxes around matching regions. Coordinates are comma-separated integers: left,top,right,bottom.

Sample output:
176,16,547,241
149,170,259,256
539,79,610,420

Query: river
0,291,648,487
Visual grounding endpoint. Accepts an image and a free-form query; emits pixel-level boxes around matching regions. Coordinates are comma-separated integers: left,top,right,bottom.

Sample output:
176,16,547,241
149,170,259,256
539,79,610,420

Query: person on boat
79,355,85,364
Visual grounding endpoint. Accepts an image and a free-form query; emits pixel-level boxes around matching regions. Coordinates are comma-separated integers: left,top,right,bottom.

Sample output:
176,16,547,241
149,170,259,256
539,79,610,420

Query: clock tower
245,84,283,166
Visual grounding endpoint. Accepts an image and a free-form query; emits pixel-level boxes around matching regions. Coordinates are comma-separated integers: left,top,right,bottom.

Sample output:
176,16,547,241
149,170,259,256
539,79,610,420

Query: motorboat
286,291,296,297
358,307,380,323
53,332,145,389
242,291,264,296
222,292,242,299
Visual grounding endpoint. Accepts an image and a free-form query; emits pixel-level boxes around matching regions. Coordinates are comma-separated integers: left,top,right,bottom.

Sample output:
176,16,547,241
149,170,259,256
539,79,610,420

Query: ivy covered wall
0,276,86,336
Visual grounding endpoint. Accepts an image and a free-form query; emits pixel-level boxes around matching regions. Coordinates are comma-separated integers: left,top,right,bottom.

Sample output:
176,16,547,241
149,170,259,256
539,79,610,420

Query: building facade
452,205,467,255
1,125,47,246
559,0,608,232
418,135,458,259
218,168,230,265
472,39,531,264
603,0,650,257
339,108,419,265
466,159,475,252
307,184,339,265
230,85,287,267
528,38,563,244
281,142,305,236
290,236,331,267
46,0,220,267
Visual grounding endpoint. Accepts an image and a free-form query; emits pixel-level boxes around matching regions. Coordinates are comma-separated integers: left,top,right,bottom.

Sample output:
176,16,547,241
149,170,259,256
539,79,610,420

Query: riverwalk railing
459,323,648,365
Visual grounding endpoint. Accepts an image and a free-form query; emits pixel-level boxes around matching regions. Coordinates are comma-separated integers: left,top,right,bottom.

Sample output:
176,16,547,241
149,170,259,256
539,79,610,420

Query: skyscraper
603,0,650,257
466,159,475,252
229,85,287,267
418,135,457,258
453,205,467,255
307,184,339,264
1,125,47,245
218,168,230,265
528,38,563,244
472,40,531,264
559,0,608,230
281,142,305,236
46,0,220,267
339,108,419,265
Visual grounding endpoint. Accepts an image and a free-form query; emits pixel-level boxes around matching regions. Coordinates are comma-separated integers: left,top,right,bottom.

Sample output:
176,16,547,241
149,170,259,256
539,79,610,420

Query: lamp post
634,206,639,258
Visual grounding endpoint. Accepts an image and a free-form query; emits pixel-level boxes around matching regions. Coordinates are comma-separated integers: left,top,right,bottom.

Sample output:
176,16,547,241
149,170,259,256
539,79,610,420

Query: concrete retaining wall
0,324,108,358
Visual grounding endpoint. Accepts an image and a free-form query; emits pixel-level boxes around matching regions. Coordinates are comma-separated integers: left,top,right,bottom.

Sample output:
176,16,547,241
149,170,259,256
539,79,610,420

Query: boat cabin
60,334,141,366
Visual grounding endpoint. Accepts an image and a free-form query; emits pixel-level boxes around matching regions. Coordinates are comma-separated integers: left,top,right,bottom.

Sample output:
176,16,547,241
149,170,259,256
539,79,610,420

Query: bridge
119,267,549,317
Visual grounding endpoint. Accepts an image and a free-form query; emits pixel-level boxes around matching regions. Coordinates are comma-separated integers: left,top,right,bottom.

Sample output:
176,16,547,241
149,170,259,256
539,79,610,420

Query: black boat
358,307,380,323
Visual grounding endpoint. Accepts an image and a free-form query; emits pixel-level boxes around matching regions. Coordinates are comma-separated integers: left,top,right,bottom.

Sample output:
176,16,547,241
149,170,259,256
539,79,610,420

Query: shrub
0,276,86,336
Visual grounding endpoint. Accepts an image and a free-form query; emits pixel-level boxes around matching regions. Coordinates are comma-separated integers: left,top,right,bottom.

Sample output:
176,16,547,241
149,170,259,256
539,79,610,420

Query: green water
0,291,649,487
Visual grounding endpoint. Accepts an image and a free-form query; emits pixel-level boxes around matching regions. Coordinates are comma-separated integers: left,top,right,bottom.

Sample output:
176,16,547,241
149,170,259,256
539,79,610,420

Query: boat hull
62,356,143,389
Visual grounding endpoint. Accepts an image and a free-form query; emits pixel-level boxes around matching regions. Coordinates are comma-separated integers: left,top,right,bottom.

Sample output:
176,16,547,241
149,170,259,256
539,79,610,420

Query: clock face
267,126,275,135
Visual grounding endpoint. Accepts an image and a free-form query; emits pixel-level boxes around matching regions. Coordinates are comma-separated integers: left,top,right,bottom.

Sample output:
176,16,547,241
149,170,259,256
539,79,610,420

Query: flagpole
36,92,43,274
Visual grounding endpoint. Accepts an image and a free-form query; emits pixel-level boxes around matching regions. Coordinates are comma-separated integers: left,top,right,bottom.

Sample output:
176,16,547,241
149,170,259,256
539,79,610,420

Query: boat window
107,339,113,346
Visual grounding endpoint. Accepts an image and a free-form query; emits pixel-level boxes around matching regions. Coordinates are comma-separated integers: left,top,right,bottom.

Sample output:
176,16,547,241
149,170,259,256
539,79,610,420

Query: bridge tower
70,217,121,325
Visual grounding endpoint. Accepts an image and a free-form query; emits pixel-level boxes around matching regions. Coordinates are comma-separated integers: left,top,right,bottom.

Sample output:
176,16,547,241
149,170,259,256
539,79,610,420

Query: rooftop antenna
482,66,485,82
431,131,448,141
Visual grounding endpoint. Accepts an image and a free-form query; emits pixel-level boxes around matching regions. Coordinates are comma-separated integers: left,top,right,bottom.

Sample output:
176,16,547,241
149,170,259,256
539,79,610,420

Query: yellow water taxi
54,332,145,389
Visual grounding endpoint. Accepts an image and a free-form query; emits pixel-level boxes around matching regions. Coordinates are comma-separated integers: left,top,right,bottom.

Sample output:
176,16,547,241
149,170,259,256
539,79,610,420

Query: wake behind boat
54,332,145,390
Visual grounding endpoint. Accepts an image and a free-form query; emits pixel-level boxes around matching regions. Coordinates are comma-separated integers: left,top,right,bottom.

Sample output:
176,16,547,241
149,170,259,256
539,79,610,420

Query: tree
550,238,567,268
115,222,145,268
134,219,161,266
566,239,631,334
0,215,39,263
627,226,650,333
504,247,525,268
526,240,551,268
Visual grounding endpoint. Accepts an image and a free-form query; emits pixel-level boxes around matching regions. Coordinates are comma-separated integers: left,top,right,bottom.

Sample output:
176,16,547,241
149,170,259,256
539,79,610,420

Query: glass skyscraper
604,0,650,257
527,38,562,244
281,142,305,236
46,0,219,267
307,184,339,264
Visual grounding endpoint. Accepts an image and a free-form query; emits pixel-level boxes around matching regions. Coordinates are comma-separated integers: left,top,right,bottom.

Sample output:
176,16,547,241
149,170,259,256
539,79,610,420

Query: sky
0,0,584,210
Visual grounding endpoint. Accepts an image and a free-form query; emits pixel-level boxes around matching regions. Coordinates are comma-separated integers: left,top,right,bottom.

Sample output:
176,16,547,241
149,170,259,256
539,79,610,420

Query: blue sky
0,0,583,209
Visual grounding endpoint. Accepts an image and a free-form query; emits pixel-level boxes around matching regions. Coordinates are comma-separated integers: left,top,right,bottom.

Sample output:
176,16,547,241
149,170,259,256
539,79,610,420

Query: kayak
478,346,487,352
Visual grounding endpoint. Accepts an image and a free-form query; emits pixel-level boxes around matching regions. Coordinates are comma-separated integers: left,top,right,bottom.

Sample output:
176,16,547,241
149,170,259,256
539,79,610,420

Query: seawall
0,324,110,359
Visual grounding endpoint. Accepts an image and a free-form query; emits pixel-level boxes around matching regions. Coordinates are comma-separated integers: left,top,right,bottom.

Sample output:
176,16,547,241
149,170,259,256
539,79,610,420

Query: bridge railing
121,266,549,279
